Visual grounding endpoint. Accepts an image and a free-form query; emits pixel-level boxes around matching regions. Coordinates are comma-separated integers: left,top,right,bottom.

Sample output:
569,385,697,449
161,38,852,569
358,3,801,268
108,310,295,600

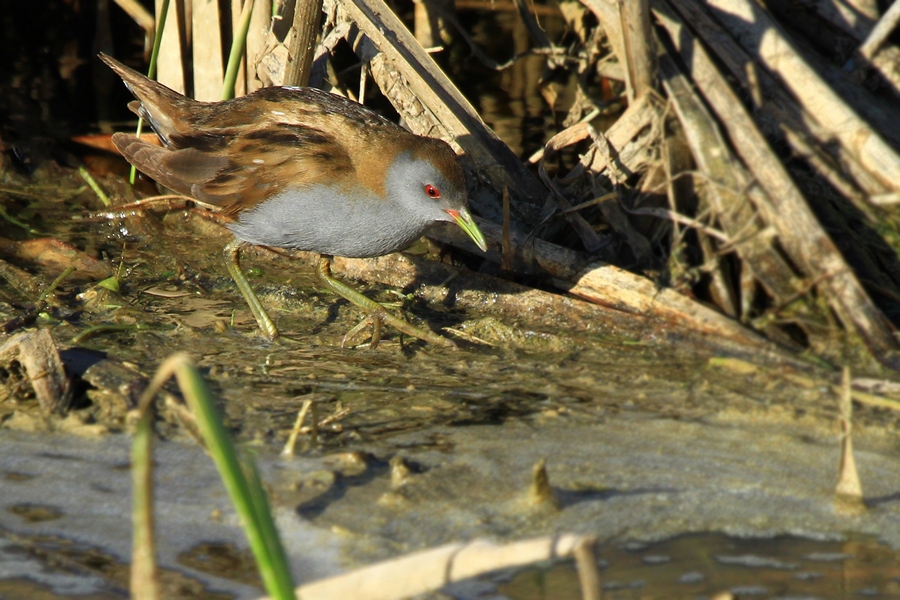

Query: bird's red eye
425,184,441,199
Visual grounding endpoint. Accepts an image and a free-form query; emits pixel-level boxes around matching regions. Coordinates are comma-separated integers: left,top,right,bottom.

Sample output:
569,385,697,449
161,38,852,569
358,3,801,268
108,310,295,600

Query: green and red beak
445,208,488,252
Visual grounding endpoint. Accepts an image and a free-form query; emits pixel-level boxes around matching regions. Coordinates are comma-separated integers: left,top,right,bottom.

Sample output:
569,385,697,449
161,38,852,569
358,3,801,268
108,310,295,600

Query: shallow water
498,533,900,599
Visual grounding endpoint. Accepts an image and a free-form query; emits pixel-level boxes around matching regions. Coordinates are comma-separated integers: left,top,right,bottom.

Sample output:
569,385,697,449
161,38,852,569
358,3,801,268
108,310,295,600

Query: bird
99,53,487,348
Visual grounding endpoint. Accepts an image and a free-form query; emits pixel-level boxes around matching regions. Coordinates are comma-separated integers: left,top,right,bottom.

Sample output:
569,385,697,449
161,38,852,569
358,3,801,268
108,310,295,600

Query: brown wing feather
111,133,225,198
177,120,356,212
102,53,425,213
113,122,356,214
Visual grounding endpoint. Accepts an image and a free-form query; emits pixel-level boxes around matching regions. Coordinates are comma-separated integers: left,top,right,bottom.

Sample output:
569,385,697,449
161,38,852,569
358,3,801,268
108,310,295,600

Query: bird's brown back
101,53,461,214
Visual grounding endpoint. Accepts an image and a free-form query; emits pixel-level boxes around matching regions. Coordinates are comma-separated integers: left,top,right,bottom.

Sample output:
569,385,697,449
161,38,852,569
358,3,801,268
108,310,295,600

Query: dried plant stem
835,366,866,514
857,0,900,61
281,399,315,457
618,0,656,100
655,1,900,369
277,535,597,600
574,538,602,600
284,0,323,86
697,0,900,191
658,54,800,305
662,0,891,197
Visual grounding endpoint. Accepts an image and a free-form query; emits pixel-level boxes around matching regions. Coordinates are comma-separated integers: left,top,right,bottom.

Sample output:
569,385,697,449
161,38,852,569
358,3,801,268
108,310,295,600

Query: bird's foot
341,309,384,349
317,256,455,350
339,305,456,350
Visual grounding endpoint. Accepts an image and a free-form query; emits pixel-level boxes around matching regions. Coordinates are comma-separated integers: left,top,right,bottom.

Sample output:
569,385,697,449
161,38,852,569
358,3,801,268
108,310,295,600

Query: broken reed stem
286,535,595,600
857,0,900,60
574,538,602,600
618,0,656,101
528,458,558,509
309,400,319,447
281,399,315,457
130,358,167,600
835,366,865,514
284,0,323,87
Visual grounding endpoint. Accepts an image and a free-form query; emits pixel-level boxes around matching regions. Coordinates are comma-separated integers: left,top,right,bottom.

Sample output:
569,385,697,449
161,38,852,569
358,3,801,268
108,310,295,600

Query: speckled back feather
100,54,465,215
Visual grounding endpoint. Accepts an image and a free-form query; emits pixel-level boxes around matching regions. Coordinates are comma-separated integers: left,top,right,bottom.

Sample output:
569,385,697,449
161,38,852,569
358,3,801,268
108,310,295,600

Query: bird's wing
113,85,407,212
111,133,227,199
113,119,356,213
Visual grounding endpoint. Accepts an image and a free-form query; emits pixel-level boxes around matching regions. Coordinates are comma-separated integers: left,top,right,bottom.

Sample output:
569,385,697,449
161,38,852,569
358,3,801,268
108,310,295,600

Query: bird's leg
315,255,455,349
223,238,279,339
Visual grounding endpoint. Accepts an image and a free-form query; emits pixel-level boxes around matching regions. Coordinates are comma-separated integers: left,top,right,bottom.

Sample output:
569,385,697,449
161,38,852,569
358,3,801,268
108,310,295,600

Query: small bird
99,53,487,347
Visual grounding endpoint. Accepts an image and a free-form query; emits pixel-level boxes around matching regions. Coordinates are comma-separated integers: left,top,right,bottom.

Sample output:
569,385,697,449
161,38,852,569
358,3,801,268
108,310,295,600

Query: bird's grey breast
227,184,428,257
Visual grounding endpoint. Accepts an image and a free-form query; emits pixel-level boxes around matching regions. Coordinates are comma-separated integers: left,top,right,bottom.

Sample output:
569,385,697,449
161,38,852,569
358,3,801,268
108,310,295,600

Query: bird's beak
445,208,488,252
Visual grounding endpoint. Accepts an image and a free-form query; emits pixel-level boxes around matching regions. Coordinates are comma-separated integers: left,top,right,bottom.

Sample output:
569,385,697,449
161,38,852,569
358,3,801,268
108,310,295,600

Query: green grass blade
139,354,295,600
222,0,256,100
